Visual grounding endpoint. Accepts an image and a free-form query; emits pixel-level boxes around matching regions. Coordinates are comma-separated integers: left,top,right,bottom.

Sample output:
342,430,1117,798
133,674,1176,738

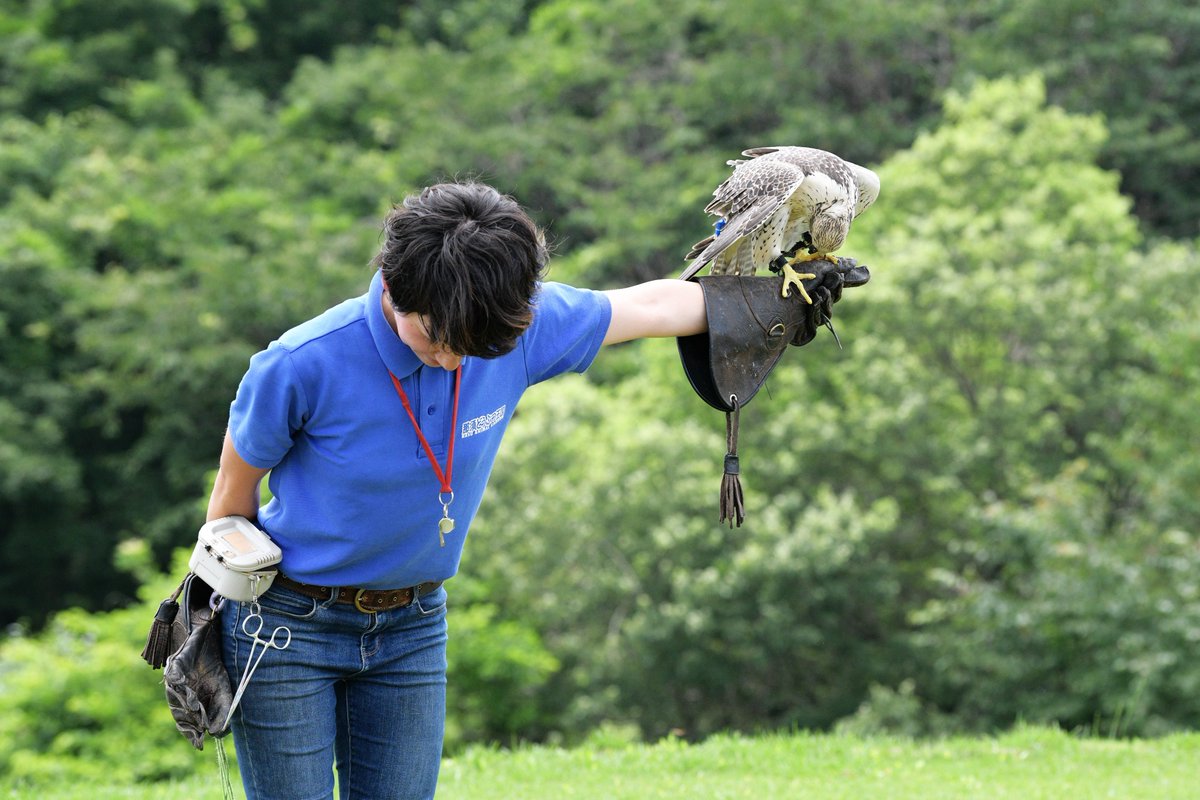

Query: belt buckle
353,588,374,614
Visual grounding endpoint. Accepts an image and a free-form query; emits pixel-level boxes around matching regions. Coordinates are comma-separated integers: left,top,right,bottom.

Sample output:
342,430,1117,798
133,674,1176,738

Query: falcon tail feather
679,257,709,282
684,235,715,261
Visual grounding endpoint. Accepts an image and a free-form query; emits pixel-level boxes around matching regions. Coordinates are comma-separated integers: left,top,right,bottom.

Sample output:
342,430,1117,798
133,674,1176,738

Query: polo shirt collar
367,270,423,379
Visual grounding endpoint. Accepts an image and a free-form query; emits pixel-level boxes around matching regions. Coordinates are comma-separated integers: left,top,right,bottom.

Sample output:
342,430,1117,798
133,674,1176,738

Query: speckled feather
681,146,879,280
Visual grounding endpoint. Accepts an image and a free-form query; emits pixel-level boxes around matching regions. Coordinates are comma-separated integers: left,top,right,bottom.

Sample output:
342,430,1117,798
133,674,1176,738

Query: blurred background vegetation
1,0,1198,787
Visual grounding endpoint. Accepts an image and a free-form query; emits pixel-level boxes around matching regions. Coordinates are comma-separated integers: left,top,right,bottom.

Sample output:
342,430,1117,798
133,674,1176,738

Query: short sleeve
521,283,612,385
227,343,310,469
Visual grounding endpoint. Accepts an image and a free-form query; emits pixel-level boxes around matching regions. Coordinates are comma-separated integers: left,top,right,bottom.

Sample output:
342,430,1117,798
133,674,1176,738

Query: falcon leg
770,253,816,303
779,263,816,302
784,251,847,301
782,232,814,258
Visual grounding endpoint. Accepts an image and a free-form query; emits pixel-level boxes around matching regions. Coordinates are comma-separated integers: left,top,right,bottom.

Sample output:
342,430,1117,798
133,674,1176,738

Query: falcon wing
738,146,786,159
680,159,807,281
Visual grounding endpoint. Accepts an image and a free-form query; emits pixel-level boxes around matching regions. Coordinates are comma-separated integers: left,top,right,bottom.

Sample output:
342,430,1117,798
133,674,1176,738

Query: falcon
680,146,880,302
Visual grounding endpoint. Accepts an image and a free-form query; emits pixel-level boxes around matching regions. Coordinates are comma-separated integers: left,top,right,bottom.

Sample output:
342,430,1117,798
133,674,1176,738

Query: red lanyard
389,366,462,494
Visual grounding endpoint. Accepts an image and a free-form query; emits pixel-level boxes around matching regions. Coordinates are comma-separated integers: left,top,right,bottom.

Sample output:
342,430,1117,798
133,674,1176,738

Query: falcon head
810,209,852,255
808,160,879,256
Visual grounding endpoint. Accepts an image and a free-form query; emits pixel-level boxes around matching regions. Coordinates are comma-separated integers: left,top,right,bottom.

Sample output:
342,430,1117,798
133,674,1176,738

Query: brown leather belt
273,573,443,614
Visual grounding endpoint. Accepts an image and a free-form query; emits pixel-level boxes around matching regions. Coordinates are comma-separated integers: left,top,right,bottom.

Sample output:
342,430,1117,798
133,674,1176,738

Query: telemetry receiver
189,516,282,601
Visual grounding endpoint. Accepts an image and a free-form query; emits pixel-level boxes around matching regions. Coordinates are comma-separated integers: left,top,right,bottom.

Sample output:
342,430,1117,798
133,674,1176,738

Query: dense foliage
1,0,1198,786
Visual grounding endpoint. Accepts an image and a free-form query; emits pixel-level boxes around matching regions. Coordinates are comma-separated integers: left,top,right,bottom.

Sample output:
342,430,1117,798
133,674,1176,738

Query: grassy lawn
5,727,1197,799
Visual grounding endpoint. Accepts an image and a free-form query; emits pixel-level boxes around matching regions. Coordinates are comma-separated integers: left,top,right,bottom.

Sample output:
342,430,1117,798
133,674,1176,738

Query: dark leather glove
676,258,870,526
789,257,870,347
161,574,233,749
678,258,870,412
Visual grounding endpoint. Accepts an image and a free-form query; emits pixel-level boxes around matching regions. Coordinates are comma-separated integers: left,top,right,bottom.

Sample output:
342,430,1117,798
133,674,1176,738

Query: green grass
5,727,1198,799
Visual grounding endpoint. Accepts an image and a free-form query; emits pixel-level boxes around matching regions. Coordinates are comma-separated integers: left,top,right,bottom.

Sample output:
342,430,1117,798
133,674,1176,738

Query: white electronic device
189,516,283,602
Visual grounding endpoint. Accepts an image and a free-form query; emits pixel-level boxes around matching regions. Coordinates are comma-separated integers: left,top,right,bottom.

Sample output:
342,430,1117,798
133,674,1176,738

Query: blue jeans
220,582,448,800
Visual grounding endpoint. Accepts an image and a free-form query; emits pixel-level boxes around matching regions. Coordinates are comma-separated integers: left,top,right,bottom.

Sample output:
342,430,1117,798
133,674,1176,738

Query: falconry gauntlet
677,257,869,526
678,257,869,412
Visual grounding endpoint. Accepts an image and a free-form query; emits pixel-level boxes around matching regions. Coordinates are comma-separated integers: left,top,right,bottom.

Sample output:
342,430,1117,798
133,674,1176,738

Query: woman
208,181,706,799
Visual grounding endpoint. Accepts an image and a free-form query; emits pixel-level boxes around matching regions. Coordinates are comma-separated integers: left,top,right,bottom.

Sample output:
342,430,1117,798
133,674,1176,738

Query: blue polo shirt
227,270,611,589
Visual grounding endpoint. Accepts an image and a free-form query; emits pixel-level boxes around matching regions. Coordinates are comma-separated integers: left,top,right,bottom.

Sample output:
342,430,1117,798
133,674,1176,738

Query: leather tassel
719,402,746,527
142,579,185,669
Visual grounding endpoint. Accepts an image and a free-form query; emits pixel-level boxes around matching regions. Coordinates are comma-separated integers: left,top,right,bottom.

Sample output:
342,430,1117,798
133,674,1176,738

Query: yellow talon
780,252,842,302
780,262,817,302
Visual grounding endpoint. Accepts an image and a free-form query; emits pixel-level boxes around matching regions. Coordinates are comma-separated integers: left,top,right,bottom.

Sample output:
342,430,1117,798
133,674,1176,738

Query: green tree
463,342,906,739
458,74,1200,741
2,0,1199,744
0,547,562,785
959,0,1200,238
0,552,210,785
812,74,1200,734
0,219,95,622
0,0,407,117
0,97,383,623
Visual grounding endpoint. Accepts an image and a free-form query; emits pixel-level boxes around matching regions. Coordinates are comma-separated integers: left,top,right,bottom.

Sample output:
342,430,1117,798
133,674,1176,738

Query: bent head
385,308,465,370
810,211,850,255
372,182,547,359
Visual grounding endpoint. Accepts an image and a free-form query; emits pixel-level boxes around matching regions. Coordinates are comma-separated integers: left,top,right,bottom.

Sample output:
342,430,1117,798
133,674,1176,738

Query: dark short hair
372,182,548,358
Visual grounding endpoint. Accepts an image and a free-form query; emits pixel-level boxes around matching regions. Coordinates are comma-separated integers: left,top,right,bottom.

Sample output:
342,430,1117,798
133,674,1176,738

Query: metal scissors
223,609,291,729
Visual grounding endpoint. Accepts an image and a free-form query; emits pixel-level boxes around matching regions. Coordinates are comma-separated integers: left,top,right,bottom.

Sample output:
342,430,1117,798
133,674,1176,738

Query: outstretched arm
602,279,706,345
